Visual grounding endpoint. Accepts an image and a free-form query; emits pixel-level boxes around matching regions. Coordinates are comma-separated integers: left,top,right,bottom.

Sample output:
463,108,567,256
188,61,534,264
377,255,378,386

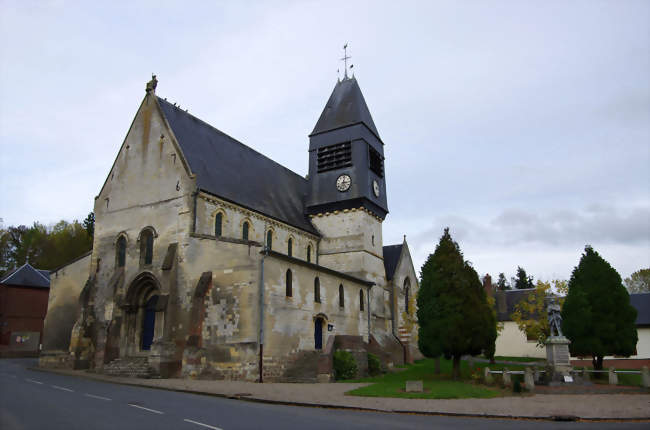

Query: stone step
103,357,159,378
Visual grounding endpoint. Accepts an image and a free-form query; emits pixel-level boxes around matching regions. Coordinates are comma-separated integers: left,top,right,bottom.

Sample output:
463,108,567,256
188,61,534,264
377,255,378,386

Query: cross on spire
340,43,352,79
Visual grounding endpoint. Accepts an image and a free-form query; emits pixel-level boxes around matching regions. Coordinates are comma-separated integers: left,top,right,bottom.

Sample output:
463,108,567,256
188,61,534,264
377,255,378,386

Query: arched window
314,277,320,303
286,269,292,297
116,236,126,268
242,221,249,241
215,213,223,237
404,277,411,315
307,245,312,263
359,289,364,311
140,229,154,265
287,238,293,257
339,284,344,308
266,230,273,250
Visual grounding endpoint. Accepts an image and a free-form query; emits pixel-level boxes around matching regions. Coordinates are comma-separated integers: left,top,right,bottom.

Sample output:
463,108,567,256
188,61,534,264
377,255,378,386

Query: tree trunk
452,355,461,380
434,357,441,374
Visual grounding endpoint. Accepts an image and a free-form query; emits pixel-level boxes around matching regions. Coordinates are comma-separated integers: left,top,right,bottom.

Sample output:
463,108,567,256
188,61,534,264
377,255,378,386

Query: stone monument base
546,336,572,381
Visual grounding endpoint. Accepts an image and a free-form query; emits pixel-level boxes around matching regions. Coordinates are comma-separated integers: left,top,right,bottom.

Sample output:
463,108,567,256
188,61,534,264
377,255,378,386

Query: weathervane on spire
340,43,353,79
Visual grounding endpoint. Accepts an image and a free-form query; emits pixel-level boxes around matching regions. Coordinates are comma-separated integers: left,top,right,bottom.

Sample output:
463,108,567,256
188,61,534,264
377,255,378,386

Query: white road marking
26,378,43,384
84,393,112,401
9,375,17,378
183,419,223,430
51,385,74,392
128,404,164,414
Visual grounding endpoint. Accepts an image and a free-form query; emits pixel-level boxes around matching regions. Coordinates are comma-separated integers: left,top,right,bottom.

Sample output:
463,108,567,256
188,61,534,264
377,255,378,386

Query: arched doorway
314,317,324,350
122,272,163,356
141,295,159,351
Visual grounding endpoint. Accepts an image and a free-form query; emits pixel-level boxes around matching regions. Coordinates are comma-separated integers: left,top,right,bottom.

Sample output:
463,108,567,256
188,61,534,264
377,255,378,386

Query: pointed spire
310,77,381,141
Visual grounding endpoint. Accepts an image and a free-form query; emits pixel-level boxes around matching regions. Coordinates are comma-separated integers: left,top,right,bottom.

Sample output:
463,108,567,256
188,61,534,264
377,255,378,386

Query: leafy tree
83,212,95,240
511,280,567,347
561,246,638,370
496,272,510,291
417,228,497,380
624,268,650,293
0,219,92,275
513,266,534,289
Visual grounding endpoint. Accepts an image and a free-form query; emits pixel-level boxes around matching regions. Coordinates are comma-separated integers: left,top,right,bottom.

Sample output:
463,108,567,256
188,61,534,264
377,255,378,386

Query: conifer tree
417,228,497,379
513,266,534,289
561,246,637,370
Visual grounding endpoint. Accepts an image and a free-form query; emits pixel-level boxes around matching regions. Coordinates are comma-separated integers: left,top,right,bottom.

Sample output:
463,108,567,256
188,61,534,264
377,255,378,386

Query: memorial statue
547,298,563,337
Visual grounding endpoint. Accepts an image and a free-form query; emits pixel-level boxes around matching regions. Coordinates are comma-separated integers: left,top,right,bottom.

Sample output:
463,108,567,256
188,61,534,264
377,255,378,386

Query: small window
339,284,344,308
404,278,411,315
288,238,293,257
286,269,292,297
215,213,223,237
242,221,249,241
369,145,384,177
314,277,320,303
140,229,154,265
307,245,312,263
317,141,352,173
266,230,273,250
360,289,364,311
116,236,126,268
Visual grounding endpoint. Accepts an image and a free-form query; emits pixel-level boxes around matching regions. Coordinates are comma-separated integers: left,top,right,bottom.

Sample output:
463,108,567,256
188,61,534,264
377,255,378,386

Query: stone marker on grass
582,367,590,382
608,367,618,385
641,366,649,388
524,367,535,391
484,367,493,384
405,380,423,392
502,368,512,387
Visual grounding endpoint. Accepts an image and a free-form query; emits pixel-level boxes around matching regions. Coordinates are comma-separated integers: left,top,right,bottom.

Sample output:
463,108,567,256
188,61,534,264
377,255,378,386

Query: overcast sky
0,1,648,282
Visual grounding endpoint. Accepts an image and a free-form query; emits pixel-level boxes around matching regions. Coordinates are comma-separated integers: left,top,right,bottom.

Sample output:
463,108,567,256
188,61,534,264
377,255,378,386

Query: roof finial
146,74,158,94
340,43,351,80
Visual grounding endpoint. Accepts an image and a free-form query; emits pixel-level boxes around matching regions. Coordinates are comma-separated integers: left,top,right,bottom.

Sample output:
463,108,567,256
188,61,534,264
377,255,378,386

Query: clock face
373,180,380,197
336,174,351,192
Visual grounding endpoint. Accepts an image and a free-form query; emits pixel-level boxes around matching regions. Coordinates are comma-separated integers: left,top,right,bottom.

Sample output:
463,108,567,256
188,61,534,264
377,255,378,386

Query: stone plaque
405,380,423,392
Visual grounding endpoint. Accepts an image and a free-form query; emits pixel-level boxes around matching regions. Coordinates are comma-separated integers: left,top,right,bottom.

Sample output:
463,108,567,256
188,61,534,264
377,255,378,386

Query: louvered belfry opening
317,141,352,173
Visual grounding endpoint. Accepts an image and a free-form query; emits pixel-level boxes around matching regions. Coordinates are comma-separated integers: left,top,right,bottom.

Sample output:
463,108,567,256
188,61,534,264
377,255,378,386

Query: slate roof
310,77,381,142
630,293,650,326
494,289,536,321
383,244,403,281
0,263,50,288
158,97,318,235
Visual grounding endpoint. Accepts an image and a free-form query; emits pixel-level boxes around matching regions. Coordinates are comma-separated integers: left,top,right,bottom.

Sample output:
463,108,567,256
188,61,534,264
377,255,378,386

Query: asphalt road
0,359,646,430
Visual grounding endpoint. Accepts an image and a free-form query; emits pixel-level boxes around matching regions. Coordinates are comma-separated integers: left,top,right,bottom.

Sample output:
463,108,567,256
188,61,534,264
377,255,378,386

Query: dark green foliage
0,219,92,275
513,266,534,289
512,378,522,393
83,212,95,239
417,228,498,379
496,272,510,291
561,246,638,370
333,350,357,380
367,352,381,376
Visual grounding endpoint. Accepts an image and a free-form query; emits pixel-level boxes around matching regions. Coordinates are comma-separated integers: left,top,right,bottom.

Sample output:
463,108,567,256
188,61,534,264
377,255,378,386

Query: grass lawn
492,356,546,363
590,370,642,387
345,358,505,399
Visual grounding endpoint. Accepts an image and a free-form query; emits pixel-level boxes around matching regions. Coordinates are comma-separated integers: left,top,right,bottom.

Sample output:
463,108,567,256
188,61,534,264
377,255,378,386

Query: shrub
367,353,381,376
333,350,357,380
513,379,522,393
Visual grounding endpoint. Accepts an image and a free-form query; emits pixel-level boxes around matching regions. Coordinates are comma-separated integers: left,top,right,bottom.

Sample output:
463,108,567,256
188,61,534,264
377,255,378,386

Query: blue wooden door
314,318,323,350
141,296,158,350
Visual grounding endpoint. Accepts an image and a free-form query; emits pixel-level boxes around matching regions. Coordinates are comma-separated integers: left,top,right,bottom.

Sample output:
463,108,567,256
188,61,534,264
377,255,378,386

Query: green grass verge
589,370,642,387
492,356,546,363
345,358,504,399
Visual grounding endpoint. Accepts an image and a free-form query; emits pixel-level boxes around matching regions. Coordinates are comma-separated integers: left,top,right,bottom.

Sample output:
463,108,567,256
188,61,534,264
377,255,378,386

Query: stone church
41,73,420,381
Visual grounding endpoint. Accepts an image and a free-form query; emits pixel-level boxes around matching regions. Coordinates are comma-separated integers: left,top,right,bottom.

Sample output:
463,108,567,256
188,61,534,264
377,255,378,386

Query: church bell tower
306,74,388,282
306,76,388,218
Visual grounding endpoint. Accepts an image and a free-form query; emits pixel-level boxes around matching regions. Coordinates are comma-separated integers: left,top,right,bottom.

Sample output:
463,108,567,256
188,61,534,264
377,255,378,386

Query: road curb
29,366,650,422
